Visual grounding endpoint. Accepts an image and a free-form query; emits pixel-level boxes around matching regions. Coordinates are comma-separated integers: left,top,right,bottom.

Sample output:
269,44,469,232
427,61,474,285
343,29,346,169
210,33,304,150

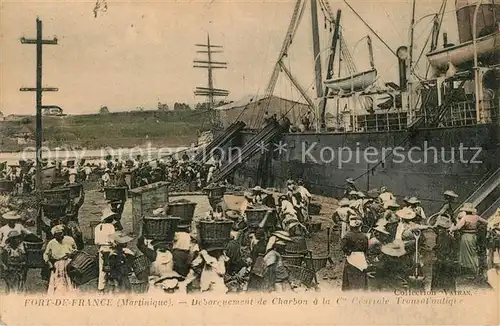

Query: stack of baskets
42,200,69,219
197,219,233,250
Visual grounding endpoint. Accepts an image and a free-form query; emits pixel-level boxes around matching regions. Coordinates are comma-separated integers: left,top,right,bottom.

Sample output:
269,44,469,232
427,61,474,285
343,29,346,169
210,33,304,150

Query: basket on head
204,185,226,200
245,208,269,228
166,201,197,225
104,187,128,202
42,200,69,219
197,219,233,249
67,183,83,199
43,188,70,204
285,264,316,288
143,216,181,241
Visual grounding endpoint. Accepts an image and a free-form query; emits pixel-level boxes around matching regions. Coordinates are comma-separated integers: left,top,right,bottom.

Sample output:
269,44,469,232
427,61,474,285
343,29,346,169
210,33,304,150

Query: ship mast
406,0,417,119
311,0,323,130
193,33,229,109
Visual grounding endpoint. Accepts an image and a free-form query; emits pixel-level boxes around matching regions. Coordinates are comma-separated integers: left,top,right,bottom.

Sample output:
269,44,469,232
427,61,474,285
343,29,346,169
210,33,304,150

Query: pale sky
0,0,457,115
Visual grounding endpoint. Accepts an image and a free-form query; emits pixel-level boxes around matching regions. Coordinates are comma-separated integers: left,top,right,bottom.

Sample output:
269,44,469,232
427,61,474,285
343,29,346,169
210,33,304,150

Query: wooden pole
20,17,58,235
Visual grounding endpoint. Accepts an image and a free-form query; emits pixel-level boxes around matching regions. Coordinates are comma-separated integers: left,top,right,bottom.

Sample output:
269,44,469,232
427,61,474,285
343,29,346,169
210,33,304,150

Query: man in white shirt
101,169,111,188
378,186,395,204
0,211,32,248
94,208,116,292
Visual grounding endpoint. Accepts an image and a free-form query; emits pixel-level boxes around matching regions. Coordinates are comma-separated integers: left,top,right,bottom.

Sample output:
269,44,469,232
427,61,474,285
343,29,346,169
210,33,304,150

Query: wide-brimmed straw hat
6,230,23,242
381,240,407,257
396,207,417,220
272,230,293,242
339,198,350,207
384,201,400,209
111,233,133,244
2,211,22,220
51,224,65,235
101,208,116,221
345,178,355,184
433,215,453,229
459,202,477,214
407,197,420,205
443,190,458,198
154,270,185,284
252,186,265,192
372,224,390,235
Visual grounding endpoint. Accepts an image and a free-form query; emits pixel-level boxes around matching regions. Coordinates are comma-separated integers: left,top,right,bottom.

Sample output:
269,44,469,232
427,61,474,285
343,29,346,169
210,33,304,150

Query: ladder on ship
211,121,281,183
194,121,246,164
455,167,500,217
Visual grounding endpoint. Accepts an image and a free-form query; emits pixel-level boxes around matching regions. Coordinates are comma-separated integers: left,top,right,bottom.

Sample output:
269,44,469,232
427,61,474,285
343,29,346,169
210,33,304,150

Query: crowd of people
333,180,500,291
0,161,499,295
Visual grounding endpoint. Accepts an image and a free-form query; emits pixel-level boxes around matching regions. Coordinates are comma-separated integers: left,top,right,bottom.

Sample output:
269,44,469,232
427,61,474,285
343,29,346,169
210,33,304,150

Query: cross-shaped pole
20,17,58,235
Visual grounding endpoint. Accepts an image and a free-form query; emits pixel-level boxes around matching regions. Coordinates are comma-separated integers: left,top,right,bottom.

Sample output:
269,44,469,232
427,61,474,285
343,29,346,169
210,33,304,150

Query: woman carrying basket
1,230,27,293
43,225,78,295
263,231,293,292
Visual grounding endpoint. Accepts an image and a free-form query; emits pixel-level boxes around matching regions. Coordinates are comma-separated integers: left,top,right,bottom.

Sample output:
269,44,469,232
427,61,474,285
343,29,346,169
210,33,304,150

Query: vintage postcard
0,0,499,324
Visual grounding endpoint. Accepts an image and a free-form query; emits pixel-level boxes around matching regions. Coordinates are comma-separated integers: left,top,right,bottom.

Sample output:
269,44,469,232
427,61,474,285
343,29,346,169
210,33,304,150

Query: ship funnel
455,0,500,43
396,46,408,91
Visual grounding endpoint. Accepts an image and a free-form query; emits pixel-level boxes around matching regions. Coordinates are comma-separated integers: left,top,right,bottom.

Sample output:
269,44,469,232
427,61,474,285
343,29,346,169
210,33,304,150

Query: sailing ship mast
193,34,229,109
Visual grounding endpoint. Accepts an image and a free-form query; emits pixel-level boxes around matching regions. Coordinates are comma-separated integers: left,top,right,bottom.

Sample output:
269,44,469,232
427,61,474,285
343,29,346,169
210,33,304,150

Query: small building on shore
12,125,34,145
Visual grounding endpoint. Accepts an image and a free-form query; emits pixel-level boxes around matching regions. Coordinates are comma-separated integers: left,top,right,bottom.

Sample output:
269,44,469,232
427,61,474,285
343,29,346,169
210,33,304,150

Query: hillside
0,109,215,152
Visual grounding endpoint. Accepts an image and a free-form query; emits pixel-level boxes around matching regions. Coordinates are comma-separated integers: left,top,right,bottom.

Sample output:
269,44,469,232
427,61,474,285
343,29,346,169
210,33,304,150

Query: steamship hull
224,123,499,213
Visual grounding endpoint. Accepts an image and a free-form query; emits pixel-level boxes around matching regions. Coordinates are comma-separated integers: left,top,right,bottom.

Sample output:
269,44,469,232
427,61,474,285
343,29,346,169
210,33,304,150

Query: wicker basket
197,220,233,248
43,188,70,203
285,236,308,254
285,264,316,288
309,202,322,215
67,183,83,199
282,254,305,267
50,180,66,189
42,200,68,219
306,221,322,233
166,202,197,225
0,179,15,193
245,208,268,228
24,238,45,268
204,186,226,200
303,256,328,271
143,216,181,241
67,251,99,286
131,255,151,281
104,187,128,202
130,279,149,293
